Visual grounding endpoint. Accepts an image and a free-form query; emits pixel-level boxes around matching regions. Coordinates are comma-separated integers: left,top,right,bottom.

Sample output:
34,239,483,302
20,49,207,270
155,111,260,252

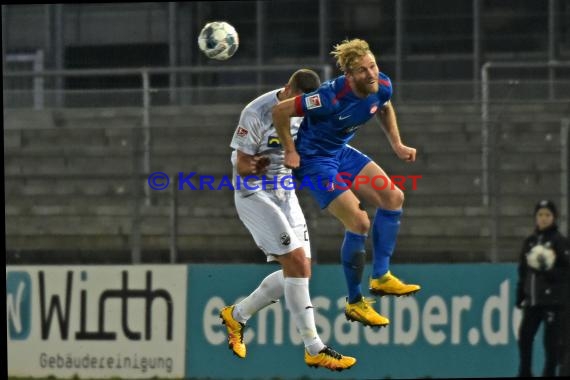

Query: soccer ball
526,244,556,271
198,21,239,61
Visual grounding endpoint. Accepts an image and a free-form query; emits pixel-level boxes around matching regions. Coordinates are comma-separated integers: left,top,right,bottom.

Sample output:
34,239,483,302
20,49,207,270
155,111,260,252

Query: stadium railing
3,65,570,264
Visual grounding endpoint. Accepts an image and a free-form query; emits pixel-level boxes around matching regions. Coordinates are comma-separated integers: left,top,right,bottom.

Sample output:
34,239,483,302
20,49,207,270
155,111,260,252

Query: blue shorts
293,145,372,209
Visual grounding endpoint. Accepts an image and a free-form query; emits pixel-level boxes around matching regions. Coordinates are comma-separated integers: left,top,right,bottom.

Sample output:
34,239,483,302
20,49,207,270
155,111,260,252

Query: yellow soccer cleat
344,297,389,327
305,346,357,371
369,271,421,297
219,305,246,358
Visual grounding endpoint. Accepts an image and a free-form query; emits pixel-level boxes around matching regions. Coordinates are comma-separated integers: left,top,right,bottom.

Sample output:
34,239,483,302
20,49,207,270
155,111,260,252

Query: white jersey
230,88,303,196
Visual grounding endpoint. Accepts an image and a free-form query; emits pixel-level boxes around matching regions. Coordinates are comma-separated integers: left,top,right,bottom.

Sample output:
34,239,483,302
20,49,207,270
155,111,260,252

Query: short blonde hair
330,39,372,73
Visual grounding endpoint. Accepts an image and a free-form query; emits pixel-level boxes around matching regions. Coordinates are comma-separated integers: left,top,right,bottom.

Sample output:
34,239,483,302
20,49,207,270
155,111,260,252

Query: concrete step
6,214,247,236
5,234,259,259
4,156,131,175
3,202,526,220
151,115,238,130
498,152,562,170
4,145,131,156
5,194,135,207
5,140,231,156
499,194,563,209
6,195,236,213
4,109,57,129
5,178,132,196
19,128,110,147
4,130,22,149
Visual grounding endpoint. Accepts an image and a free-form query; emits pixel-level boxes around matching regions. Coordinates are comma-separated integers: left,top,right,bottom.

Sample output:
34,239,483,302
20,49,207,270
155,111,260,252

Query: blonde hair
330,39,372,73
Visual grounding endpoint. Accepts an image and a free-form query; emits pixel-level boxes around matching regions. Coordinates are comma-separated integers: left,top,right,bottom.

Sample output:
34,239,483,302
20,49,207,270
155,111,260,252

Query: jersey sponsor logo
280,232,291,246
305,94,322,110
370,105,378,114
236,126,249,137
338,114,351,120
342,125,360,135
267,135,281,147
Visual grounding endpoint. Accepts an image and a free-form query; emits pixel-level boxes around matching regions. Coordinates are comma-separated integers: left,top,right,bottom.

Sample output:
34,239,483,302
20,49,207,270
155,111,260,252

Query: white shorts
234,189,311,262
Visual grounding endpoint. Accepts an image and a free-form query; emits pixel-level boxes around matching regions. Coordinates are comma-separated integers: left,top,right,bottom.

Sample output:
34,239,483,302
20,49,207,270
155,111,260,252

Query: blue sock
372,208,402,278
340,230,367,304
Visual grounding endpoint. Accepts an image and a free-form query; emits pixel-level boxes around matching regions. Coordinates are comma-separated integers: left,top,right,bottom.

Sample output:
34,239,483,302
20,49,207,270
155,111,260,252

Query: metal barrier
3,64,334,109
4,64,570,109
4,51,45,109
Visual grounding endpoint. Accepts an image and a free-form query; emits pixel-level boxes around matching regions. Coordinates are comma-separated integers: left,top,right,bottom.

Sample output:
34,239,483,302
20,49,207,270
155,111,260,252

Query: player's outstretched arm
272,98,300,169
377,101,416,163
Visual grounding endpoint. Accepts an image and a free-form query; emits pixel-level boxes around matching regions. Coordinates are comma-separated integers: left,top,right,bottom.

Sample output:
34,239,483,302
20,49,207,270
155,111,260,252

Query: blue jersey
293,72,392,158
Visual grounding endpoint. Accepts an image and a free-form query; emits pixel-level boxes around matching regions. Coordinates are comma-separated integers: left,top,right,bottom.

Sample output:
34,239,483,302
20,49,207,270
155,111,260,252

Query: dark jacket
515,224,570,308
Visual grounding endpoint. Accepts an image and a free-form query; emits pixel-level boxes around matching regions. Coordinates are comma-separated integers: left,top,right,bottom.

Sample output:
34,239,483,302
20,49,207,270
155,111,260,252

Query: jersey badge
267,136,281,147
236,126,249,137
305,94,322,110
280,232,291,246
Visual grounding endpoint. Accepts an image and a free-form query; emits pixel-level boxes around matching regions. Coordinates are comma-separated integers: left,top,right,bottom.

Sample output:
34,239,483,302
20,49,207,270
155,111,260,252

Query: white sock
284,277,325,356
233,270,284,324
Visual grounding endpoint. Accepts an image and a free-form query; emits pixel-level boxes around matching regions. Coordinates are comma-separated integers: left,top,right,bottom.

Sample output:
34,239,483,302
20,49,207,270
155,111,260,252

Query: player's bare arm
235,150,270,176
272,98,301,169
377,101,416,163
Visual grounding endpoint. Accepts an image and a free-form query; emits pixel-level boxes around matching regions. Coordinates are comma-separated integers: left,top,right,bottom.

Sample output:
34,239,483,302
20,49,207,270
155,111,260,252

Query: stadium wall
7,263,546,379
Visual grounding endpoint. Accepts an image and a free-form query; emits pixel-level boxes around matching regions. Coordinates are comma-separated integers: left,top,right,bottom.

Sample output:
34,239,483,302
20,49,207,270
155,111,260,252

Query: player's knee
386,187,404,209
349,210,370,234
396,188,405,206
284,248,311,277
